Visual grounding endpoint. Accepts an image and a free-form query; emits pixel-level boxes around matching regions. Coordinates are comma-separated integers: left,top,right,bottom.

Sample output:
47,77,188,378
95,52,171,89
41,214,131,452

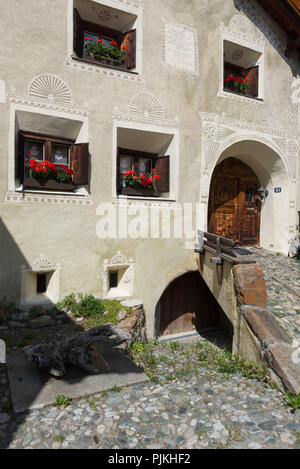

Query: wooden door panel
208,158,261,246
159,272,220,337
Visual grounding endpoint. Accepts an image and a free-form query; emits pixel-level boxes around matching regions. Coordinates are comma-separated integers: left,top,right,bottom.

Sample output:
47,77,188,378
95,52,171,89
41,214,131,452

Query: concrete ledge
7,342,149,413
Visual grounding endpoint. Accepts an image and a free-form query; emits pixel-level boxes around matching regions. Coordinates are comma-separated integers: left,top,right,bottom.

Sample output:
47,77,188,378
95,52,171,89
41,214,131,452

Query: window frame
117,148,159,197
219,34,265,102
73,6,137,72
21,131,73,166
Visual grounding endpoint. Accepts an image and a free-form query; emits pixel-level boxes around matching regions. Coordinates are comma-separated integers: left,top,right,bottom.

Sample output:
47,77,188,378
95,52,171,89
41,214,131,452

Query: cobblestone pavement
0,339,299,450
246,248,300,342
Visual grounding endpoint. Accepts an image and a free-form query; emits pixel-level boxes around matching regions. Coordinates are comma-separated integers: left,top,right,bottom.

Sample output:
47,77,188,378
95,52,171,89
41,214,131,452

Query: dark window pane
84,31,99,53
37,274,47,294
24,140,44,162
109,271,118,289
52,145,69,166
120,155,133,175
139,157,152,174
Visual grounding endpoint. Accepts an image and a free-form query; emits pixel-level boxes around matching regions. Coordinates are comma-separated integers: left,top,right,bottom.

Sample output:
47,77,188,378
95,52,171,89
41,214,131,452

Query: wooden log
23,325,131,377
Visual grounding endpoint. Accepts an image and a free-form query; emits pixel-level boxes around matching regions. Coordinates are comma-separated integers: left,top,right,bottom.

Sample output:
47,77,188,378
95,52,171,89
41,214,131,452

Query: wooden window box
23,177,75,192
119,186,160,197
86,54,128,70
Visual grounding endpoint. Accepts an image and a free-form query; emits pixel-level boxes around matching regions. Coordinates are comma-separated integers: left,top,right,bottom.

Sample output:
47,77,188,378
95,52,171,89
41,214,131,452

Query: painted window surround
218,32,265,102
67,0,143,77
8,103,89,196
112,119,180,202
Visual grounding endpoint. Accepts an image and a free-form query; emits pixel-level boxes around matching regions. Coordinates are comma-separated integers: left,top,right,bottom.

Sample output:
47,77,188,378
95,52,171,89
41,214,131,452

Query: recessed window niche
103,251,134,299
20,255,60,308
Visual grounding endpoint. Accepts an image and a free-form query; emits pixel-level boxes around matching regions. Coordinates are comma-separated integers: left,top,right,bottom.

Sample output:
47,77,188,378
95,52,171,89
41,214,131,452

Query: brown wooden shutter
71,143,89,185
245,66,259,97
73,8,84,58
120,29,136,70
155,156,170,193
18,132,25,182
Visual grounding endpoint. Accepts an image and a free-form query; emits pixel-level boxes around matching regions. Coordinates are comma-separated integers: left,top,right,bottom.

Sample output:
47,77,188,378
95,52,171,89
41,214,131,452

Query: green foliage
170,341,181,352
111,385,122,393
285,392,300,410
132,342,147,354
29,305,48,318
54,395,72,407
57,294,130,328
17,331,36,348
69,294,105,318
85,41,127,63
54,435,65,442
0,297,20,323
56,293,76,311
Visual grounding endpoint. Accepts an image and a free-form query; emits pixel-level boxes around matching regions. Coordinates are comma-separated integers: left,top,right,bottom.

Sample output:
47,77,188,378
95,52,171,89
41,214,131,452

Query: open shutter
116,150,121,193
155,155,170,193
120,29,136,70
71,143,89,185
245,65,259,98
73,8,84,58
18,132,25,182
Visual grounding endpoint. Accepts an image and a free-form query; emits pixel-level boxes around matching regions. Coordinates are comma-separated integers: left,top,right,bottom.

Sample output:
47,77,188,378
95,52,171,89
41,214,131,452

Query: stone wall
198,255,300,395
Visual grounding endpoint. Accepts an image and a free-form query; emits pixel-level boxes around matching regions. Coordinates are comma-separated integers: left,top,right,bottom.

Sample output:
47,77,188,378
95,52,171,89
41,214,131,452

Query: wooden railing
195,230,256,285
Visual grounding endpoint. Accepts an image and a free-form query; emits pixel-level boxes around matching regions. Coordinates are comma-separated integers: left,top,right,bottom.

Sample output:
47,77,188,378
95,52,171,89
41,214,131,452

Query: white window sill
217,90,264,103
117,195,176,202
65,56,144,83
14,186,89,196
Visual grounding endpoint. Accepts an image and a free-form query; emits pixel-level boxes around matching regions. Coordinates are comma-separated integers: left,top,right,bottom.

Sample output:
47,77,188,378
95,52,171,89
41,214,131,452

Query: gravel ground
0,338,299,450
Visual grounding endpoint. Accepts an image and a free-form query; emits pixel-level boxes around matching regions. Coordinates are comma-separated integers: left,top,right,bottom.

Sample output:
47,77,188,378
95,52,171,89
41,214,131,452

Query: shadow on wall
0,219,145,448
234,0,300,75
0,218,30,303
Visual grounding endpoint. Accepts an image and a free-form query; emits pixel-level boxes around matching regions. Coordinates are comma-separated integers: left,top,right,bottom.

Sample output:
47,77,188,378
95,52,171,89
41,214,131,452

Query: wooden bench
195,230,256,284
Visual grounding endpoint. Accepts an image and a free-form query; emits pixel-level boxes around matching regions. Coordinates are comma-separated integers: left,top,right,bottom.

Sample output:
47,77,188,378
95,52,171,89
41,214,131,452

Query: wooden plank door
208,176,239,243
159,271,220,337
238,177,261,245
208,158,261,245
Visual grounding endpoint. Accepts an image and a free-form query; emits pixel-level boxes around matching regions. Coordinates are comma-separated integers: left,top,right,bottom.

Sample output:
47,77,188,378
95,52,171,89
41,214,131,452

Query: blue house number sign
274,187,282,193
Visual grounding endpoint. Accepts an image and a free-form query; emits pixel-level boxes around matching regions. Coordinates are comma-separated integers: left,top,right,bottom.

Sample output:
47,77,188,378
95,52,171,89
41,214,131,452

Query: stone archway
208,157,261,245
157,270,223,337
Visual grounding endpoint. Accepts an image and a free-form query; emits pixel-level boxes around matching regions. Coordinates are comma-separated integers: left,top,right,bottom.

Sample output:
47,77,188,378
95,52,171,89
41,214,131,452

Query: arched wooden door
208,158,261,245
158,271,222,337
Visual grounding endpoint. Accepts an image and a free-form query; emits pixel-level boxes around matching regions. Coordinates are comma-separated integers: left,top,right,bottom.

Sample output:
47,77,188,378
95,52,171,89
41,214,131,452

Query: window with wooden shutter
73,8,84,58
121,29,136,70
71,143,89,185
17,132,90,192
244,66,259,98
117,148,165,197
155,156,170,193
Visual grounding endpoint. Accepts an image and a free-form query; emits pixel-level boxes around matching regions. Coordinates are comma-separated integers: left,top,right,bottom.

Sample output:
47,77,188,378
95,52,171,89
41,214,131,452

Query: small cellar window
109,271,118,289
37,274,47,294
